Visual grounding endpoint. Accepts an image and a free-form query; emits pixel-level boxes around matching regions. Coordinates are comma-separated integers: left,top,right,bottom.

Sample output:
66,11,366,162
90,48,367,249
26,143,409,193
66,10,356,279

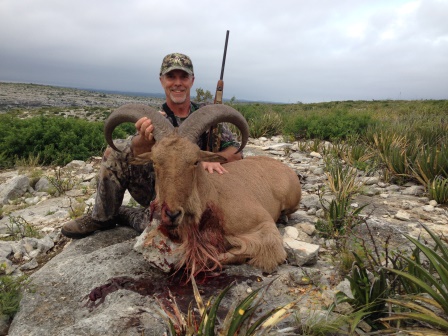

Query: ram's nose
165,209,181,222
161,203,183,226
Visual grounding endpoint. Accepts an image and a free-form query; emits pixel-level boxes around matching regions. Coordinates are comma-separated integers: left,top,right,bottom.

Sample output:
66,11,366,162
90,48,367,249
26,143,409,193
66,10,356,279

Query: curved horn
104,103,174,151
178,105,249,153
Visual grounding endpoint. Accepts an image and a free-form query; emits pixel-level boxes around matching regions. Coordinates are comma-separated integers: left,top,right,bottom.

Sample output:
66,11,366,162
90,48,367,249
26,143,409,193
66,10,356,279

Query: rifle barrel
220,30,230,80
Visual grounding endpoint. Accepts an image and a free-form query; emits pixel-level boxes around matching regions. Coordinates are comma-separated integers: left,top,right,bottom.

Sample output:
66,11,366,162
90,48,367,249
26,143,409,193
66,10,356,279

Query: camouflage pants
91,138,156,222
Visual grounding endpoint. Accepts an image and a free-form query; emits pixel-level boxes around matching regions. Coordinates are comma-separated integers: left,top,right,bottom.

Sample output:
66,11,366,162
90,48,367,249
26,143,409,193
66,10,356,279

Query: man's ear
130,152,153,165
198,150,228,163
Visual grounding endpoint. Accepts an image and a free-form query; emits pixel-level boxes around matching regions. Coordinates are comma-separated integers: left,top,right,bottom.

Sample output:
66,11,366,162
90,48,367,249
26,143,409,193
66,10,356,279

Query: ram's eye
193,161,199,166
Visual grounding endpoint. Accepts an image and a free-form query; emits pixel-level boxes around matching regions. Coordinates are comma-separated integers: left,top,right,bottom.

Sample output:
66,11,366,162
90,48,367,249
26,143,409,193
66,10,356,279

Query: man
61,53,242,239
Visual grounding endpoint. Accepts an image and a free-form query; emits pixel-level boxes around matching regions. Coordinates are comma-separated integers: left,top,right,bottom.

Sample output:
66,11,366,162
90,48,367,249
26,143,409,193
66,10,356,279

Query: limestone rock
133,222,180,273
34,177,51,192
395,210,411,221
8,227,168,336
0,175,30,205
283,238,320,266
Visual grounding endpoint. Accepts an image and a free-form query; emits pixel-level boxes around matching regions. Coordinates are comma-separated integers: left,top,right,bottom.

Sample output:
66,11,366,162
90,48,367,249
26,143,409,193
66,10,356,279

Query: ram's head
104,104,249,227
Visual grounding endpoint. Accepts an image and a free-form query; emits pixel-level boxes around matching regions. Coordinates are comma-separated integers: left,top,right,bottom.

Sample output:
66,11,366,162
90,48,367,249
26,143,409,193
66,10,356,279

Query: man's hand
132,111,167,156
132,117,156,156
201,162,228,174
135,117,155,142
201,146,243,174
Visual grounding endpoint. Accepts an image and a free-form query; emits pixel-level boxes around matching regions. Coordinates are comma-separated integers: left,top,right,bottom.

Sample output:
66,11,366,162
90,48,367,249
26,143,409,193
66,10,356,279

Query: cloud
0,0,447,103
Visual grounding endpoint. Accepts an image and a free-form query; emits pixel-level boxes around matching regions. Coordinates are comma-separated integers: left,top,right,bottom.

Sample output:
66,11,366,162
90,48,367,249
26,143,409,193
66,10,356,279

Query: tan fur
145,134,302,273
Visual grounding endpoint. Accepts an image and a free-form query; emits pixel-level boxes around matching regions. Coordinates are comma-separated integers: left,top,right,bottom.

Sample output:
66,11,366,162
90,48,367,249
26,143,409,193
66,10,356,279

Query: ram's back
208,156,302,230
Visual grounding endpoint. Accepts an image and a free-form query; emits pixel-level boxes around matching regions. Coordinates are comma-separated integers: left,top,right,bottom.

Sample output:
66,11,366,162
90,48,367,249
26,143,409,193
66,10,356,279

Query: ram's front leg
217,235,253,266
248,221,286,273
217,249,248,266
223,222,286,273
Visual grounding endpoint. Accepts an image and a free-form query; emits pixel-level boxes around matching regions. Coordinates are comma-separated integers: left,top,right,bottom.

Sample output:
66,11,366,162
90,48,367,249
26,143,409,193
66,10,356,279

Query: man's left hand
202,162,228,174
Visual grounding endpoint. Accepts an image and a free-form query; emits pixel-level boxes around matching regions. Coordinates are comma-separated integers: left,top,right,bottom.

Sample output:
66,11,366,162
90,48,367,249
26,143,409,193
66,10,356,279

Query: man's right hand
131,117,155,156
135,117,155,142
131,111,166,156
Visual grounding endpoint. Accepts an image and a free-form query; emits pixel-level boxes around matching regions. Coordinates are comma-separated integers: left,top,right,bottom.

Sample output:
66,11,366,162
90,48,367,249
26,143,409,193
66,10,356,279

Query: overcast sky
1,0,447,103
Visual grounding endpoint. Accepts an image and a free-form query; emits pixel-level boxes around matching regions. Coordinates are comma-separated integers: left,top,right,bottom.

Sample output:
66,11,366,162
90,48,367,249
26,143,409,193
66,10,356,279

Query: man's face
160,70,195,105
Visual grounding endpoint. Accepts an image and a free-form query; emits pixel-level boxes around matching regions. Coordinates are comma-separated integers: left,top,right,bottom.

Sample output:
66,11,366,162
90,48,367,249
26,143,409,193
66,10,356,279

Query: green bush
0,113,134,167
282,114,308,139
248,111,283,138
305,109,372,141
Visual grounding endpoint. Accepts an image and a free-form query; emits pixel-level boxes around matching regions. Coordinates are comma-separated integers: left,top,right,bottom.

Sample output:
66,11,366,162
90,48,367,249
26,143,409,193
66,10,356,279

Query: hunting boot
116,206,151,233
61,216,117,239
61,206,151,239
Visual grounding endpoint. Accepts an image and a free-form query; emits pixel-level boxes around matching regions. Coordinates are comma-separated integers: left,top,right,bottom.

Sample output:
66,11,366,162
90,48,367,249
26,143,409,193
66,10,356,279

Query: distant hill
83,87,282,104
0,81,283,105
82,88,167,99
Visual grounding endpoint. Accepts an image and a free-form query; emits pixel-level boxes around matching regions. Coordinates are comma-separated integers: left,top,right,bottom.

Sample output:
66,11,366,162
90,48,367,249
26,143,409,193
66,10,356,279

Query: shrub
334,252,389,329
382,224,448,332
412,144,448,185
317,156,367,238
0,113,134,167
4,215,42,240
281,114,307,139
428,177,448,204
333,223,448,333
248,111,283,138
46,168,77,196
0,271,28,318
159,277,295,336
306,109,372,141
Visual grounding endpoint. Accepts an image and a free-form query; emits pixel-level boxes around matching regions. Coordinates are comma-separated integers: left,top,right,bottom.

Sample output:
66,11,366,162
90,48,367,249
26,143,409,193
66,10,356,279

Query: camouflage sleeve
218,123,240,150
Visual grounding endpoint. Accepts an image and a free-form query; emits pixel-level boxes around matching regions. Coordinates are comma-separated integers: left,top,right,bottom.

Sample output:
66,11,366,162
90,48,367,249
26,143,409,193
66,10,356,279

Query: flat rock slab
8,227,302,335
8,227,168,336
0,197,71,234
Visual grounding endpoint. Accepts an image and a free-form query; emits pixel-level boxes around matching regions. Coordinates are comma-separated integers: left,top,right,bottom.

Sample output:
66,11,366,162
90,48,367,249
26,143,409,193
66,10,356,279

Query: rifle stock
214,79,224,104
208,30,229,152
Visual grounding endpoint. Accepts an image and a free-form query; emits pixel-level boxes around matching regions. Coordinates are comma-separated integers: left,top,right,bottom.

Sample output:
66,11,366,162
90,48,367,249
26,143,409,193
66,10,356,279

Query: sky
1,0,447,103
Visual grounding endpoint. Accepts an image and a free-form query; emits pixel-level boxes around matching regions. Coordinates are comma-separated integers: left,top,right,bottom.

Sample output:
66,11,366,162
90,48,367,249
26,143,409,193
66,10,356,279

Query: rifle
208,30,230,151
213,30,230,105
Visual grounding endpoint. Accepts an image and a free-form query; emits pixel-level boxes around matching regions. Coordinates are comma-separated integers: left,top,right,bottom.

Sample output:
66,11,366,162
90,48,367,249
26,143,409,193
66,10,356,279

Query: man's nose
173,77,182,85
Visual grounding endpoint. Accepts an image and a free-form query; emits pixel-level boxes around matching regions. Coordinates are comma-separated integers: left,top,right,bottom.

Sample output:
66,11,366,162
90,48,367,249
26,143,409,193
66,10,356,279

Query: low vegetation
159,278,295,336
1,94,448,333
0,110,136,167
160,220,448,334
231,100,448,205
328,222,448,334
0,270,28,320
4,215,42,241
2,100,447,188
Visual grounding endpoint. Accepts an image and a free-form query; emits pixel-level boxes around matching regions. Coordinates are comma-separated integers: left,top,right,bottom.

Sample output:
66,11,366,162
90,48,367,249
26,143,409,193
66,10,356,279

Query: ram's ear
198,151,228,164
130,152,153,165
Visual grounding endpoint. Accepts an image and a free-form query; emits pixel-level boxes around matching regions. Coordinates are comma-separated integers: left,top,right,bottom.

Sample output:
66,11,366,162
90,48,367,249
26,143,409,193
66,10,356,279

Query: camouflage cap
159,53,194,76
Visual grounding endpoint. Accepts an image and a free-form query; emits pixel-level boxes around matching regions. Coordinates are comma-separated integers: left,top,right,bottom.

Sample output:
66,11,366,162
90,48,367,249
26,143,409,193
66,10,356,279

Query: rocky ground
0,83,447,335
